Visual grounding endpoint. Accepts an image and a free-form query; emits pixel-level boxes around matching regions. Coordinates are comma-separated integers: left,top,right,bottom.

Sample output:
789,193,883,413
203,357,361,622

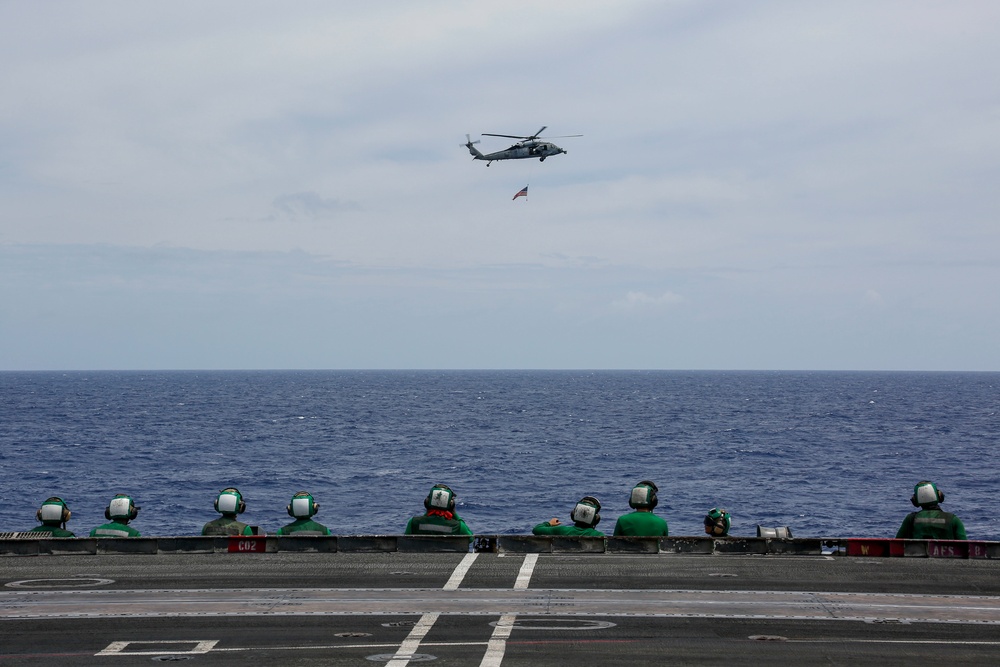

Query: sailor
202,487,255,536
89,494,142,537
704,507,731,537
613,481,668,537
277,491,331,536
404,484,473,536
896,480,967,540
27,497,75,537
532,496,605,537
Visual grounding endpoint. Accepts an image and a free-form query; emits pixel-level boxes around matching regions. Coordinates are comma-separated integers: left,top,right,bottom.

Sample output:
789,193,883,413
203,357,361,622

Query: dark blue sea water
1,371,996,540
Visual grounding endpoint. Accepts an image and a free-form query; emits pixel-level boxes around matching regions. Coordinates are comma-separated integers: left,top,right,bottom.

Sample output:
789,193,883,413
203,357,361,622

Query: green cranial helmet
704,507,731,536
628,481,658,510
424,484,456,512
912,481,944,507
37,497,71,524
106,494,139,521
570,496,602,527
288,491,319,518
215,488,246,516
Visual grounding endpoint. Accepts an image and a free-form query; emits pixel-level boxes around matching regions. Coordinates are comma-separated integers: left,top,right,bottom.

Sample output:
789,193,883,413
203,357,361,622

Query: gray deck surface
3,552,1000,665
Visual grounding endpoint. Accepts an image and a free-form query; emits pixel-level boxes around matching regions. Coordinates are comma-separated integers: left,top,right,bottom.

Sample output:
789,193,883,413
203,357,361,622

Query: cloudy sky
2,1,999,371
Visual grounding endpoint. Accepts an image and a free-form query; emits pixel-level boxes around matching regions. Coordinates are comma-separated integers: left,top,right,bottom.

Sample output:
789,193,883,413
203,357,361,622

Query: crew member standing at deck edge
202,487,255,536
613,480,668,536
404,484,473,535
90,494,141,537
896,480,967,540
277,491,331,536
28,497,75,537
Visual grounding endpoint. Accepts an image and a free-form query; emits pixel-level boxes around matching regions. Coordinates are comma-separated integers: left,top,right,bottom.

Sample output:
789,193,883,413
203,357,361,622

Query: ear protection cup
106,494,139,520
37,497,71,523
215,488,246,514
628,481,659,510
424,484,456,512
570,496,602,527
287,491,319,518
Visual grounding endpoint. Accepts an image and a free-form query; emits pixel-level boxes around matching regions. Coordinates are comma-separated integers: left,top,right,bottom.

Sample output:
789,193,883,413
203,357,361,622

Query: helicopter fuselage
469,140,566,165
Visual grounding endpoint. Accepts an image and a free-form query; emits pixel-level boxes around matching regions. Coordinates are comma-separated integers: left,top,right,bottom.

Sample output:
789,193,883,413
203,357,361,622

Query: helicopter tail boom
463,134,485,160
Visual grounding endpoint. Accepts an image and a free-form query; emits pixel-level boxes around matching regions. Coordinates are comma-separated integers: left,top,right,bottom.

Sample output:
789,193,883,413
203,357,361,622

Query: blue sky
2,1,999,370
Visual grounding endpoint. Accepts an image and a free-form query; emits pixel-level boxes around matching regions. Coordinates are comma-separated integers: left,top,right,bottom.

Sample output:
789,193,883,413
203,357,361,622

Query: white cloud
613,291,684,310
1,2,999,370
270,192,360,220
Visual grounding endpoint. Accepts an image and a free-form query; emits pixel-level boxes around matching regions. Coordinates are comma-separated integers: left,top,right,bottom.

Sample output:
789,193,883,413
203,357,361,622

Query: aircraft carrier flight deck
2,534,1000,665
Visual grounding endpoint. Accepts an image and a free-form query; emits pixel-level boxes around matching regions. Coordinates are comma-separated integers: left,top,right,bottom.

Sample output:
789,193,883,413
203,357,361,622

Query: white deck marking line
479,613,517,667
513,553,538,591
443,553,479,591
480,553,539,665
384,612,439,667
96,640,218,656
382,553,478,666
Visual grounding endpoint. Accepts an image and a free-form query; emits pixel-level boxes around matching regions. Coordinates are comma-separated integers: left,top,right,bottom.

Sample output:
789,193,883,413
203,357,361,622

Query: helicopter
463,126,581,166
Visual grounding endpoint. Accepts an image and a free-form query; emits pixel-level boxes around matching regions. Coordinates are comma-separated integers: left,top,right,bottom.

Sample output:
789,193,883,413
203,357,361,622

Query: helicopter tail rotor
463,134,485,159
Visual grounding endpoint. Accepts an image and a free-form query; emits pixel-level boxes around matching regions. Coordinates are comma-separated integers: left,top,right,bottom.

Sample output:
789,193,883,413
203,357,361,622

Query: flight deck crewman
532,496,605,537
27,496,75,537
404,484,473,536
277,491,331,536
90,494,142,537
613,481,668,537
202,487,255,536
896,480,967,540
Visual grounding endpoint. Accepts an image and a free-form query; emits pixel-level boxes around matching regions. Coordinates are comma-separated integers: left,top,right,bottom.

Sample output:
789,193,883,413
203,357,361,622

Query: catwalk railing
0,534,996,558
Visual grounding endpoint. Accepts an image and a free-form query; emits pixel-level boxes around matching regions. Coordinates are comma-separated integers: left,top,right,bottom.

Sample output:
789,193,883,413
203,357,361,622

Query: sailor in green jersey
704,507,731,537
896,481,967,540
532,496,605,537
202,487,255,536
613,481,668,537
277,491,331,536
90,494,142,537
404,484,473,536
27,496,75,537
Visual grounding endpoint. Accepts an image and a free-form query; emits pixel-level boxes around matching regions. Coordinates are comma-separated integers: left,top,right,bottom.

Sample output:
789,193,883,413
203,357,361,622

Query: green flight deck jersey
532,522,604,537
896,507,967,540
90,520,141,538
202,516,254,536
277,518,331,536
404,513,472,536
613,511,668,537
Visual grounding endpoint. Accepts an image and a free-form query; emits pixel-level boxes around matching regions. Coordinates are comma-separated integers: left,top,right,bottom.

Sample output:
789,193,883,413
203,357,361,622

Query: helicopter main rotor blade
533,126,547,139
482,133,529,139
538,134,583,139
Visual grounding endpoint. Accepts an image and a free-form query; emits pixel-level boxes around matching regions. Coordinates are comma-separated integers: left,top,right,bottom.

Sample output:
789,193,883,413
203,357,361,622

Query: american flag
512,185,528,200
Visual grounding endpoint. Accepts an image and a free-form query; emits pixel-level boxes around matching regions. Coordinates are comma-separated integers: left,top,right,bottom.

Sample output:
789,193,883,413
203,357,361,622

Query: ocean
1,370,996,540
